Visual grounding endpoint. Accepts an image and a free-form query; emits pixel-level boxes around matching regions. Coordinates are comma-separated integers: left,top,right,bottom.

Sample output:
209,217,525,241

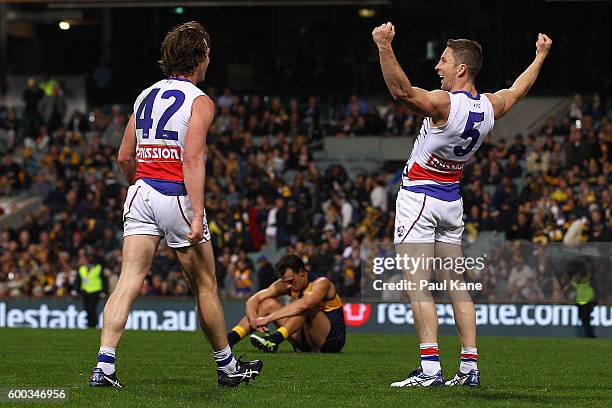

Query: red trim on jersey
135,144,183,181
407,162,462,183
136,162,183,181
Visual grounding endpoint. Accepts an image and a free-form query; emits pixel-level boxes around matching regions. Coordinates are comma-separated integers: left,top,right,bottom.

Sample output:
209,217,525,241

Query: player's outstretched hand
187,218,204,244
536,33,552,58
372,22,395,48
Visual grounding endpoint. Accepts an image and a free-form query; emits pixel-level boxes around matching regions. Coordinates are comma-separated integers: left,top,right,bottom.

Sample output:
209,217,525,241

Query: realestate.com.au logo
343,303,372,327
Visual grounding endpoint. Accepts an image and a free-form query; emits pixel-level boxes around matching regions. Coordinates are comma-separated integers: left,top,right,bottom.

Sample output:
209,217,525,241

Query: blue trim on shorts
143,178,187,196
402,184,460,202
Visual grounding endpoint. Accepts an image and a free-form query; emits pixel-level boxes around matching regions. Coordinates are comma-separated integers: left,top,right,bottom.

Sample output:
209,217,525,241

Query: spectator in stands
507,134,526,160
505,154,523,179
217,86,235,109
256,256,276,290
569,94,583,120
507,253,536,302
233,258,253,298
338,256,360,298
345,94,369,117
370,173,388,212
22,78,44,139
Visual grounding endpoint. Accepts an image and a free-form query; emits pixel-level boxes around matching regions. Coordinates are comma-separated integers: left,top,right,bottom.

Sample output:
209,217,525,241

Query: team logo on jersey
397,225,406,237
136,145,181,161
427,154,465,173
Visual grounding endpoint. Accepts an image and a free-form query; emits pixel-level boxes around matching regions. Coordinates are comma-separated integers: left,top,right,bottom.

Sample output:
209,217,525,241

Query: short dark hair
446,39,483,79
275,254,305,277
159,21,210,77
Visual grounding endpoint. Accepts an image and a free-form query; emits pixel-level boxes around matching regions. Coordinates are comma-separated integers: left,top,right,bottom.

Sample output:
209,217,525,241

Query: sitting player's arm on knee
245,280,288,322
117,114,137,185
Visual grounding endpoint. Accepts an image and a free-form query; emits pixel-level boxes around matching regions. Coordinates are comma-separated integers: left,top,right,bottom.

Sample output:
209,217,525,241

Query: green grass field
1,328,610,407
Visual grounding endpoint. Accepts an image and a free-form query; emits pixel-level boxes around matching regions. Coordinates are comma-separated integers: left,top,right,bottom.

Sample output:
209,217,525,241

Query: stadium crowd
0,78,610,304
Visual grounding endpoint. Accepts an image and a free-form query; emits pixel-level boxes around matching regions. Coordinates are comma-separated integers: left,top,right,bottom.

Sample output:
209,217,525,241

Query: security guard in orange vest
76,258,107,328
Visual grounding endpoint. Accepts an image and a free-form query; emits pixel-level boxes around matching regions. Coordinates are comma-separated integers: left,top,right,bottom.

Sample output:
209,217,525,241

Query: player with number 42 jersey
89,21,263,390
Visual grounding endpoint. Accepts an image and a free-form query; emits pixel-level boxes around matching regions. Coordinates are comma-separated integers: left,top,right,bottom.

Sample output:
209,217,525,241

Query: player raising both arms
88,21,263,388
372,22,551,387
227,255,346,354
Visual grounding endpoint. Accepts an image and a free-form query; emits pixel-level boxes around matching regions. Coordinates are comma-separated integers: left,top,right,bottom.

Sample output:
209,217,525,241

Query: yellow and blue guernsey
290,271,346,353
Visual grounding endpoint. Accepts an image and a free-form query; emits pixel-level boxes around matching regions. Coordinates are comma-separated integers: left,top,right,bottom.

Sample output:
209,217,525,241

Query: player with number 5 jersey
372,22,552,387
88,21,263,389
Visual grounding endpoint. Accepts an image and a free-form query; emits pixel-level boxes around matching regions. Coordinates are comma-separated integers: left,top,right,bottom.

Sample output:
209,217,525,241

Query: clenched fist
536,33,552,57
372,22,395,48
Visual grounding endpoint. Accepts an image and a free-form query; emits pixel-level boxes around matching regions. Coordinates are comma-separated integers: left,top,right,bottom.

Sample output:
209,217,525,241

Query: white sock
460,347,478,374
96,346,116,375
419,343,441,376
213,345,238,374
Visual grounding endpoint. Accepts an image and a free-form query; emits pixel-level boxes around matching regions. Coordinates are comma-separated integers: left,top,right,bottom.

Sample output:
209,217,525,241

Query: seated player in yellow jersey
227,254,346,353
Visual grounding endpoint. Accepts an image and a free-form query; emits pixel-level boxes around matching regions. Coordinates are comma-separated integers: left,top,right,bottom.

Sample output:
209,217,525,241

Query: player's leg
90,235,160,388
433,242,477,346
100,236,160,346
434,199,480,387
578,302,596,338
393,242,444,385
174,240,262,386
391,190,444,387
174,242,235,356
158,191,261,386
299,307,346,353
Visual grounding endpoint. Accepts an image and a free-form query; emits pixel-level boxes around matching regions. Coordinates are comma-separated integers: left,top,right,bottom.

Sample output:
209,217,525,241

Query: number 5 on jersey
135,88,185,141
454,111,484,157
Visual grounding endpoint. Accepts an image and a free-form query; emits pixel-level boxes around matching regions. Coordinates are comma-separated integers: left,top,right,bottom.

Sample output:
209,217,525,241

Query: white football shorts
123,179,210,248
394,188,464,245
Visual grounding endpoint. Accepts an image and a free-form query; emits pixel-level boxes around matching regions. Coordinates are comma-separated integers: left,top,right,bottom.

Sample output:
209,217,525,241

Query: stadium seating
0,78,609,304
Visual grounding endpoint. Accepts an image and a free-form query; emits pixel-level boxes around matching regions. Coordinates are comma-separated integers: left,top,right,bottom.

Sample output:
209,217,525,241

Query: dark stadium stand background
1,0,611,99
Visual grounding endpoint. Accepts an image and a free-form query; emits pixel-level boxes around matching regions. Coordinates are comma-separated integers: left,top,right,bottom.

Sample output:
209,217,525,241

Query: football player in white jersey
89,21,263,388
372,22,552,387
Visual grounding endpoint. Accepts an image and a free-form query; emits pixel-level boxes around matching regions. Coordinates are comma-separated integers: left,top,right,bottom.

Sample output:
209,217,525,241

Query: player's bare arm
245,280,289,325
485,33,552,119
373,22,450,121
117,113,137,184
251,278,331,329
183,95,215,244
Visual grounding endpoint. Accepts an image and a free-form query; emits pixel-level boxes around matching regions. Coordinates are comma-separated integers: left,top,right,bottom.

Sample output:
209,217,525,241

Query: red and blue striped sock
460,347,478,374
420,343,441,375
